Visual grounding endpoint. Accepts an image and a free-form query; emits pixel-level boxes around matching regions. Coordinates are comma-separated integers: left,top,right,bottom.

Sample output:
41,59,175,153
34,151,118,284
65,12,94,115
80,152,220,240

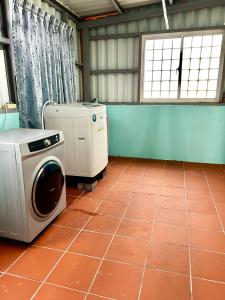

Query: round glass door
32,160,64,218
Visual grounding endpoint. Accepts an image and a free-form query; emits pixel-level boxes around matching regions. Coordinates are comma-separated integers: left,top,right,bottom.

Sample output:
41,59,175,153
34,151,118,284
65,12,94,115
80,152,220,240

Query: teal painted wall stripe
107,105,225,164
0,112,20,131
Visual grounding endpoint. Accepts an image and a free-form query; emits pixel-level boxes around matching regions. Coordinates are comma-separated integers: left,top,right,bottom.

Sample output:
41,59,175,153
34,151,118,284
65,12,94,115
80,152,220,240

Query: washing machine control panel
28,134,60,152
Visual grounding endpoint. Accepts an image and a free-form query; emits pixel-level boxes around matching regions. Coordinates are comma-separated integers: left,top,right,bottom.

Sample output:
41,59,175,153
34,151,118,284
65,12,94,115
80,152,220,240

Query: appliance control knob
44,139,51,147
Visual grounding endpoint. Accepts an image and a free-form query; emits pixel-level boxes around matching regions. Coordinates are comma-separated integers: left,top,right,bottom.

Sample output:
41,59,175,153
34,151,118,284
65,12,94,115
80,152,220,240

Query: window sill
102,102,225,106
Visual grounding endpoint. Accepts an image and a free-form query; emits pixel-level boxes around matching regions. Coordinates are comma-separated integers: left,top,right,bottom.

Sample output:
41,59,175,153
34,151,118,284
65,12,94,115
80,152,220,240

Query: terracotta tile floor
1,157,225,299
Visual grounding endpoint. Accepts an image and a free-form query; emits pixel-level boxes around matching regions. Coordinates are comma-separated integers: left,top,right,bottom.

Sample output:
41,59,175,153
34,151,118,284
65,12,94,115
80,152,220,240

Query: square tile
131,192,157,207
187,199,216,214
192,278,225,300
0,241,27,272
34,225,79,251
84,215,120,234
157,195,186,211
140,268,191,300
0,274,39,300
146,242,189,275
34,283,85,300
160,186,185,198
69,196,102,212
189,228,225,253
91,260,142,300
97,178,115,188
55,210,90,229
186,189,211,201
97,201,127,217
125,204,155,221
8,246,61,281
151,223,188,246
104,190,131,204
188,212,222,231
117,218,152,239
106,236,148,266
69,231,112,257
47,253,100,291
191,249,225,282
85,188,109,200
155,208,187,226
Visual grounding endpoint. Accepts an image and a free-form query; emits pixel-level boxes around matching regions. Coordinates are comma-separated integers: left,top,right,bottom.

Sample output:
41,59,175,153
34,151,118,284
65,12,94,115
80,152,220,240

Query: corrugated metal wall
89,5,225,102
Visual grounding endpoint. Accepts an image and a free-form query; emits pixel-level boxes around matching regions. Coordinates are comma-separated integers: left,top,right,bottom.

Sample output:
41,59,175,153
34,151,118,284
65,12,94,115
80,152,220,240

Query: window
141,30,225,103
0,0,15,106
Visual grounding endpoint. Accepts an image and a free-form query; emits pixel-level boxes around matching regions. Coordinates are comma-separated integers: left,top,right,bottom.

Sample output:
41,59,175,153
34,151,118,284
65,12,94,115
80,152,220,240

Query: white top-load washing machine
0,128,66,242
44,103,108,178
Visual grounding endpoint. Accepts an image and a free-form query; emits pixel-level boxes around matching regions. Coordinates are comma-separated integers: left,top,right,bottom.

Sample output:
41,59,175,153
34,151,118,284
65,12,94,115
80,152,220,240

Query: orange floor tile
0,157,225,299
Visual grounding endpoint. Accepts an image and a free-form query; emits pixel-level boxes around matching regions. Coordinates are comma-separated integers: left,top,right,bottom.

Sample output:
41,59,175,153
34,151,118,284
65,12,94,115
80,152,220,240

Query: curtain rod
13,0,73,31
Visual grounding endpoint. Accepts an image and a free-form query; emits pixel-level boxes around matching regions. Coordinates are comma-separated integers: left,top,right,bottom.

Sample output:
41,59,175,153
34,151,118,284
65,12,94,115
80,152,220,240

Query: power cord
41,100,57,129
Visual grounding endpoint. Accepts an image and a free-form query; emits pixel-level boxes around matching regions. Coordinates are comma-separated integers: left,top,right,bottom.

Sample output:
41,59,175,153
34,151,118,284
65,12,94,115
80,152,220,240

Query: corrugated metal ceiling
60,0,162,17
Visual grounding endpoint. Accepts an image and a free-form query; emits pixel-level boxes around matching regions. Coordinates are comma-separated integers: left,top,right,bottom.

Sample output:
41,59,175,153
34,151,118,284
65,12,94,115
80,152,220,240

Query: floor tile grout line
4,260,225,288
84,194,133,298
0,191,87,279
203,168,225,234
0,246,31,279
27,241,225,268
53,216,225,234
29,189,103,300
136,159,167,300
183,163,193,300
83,160,137,300
30,160,132,300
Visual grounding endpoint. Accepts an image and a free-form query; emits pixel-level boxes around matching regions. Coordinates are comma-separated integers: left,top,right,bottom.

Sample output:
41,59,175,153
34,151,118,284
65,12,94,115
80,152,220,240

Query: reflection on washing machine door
32,161,64,218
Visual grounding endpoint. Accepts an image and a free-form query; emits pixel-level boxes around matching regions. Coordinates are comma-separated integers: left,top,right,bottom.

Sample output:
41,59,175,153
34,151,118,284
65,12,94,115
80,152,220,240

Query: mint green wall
0,112,20,131
107,105,225,164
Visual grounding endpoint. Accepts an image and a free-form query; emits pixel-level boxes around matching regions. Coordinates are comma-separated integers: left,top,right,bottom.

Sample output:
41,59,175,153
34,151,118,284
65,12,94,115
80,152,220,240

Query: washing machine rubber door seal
32,160,64,218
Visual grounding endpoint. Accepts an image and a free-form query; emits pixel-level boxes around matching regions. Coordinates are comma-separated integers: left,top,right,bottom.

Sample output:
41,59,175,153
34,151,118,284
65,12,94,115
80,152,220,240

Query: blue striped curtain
12,0,76,128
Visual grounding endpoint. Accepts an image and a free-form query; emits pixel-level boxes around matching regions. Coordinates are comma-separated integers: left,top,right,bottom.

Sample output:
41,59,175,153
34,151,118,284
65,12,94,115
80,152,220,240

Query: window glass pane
146,40,154,50
145,50,153,60
154,39,163,49
200,58,210,69
143,33,223,101
181,34,223,100
154,49,162,60
212,35,223,46
211,46,221,58
209,69,219,80
207,91,216,98
163,49,172,59
162,60,171,70
202,35,213,47
163,39,173,48
0,47,10,105
144,72,152,81
183,48,191,59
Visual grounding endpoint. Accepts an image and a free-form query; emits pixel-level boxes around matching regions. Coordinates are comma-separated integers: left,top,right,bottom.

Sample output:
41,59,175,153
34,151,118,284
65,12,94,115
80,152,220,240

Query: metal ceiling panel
119,0,160,9
60,0,162,17
60,0,115,17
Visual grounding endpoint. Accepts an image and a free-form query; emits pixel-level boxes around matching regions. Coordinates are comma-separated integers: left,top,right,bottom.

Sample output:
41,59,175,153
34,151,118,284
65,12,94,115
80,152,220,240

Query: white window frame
140,29,225,103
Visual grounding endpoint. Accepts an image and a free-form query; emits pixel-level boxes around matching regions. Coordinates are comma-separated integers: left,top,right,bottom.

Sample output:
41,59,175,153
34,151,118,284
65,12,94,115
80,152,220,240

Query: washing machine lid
0,128,60,144
32,160,64,218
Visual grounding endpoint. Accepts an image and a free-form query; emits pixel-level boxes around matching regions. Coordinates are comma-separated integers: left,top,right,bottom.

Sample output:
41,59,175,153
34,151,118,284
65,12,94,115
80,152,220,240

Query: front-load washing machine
0,128,66,242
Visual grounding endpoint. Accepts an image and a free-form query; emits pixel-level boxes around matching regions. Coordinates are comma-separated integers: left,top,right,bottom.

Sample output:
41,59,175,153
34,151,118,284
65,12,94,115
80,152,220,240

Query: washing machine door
32,160,64,218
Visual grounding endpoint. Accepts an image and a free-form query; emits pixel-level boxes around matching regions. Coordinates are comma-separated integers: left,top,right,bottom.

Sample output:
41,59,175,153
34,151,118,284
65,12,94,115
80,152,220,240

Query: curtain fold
12,0,76,128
